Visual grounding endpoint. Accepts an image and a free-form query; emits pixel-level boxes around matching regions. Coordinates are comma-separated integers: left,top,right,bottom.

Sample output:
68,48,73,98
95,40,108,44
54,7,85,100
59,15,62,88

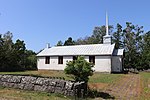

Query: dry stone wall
0,74,85,96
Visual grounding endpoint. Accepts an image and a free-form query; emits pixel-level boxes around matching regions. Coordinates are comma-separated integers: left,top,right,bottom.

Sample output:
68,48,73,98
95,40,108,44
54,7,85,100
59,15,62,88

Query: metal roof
37,44,117,56
113,49,124,56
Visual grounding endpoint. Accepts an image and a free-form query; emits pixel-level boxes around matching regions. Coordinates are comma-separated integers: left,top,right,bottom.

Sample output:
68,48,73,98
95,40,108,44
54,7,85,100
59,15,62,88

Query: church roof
37,44,116,56
113,49,124,56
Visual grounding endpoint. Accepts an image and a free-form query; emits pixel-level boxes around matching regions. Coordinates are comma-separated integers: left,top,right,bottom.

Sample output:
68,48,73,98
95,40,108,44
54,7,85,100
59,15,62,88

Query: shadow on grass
87,89,115,99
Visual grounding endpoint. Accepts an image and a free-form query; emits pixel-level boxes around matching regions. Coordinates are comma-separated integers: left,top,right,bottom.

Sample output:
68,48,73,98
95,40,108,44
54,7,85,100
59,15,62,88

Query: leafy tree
0,31,15,71
112,23,123,49
64,56,94,83
64,37,75,46
24,50,37,70
141,31,150,70
92,25,113,44
123,22,143,69
75,25,113,45
56,40,63,46
14,39,26,68
0,31,37,71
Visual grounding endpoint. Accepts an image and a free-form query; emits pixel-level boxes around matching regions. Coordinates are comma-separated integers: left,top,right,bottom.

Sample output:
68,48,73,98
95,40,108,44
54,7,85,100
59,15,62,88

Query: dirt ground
90,74,142,99
105,74,141,99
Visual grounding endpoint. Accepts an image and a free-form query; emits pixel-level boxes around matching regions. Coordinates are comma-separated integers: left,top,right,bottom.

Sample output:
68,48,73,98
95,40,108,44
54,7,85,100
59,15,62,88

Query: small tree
64,56,94,83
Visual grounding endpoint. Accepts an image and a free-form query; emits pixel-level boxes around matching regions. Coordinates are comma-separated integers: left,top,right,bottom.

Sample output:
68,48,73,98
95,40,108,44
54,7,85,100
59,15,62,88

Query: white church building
37,15,124,73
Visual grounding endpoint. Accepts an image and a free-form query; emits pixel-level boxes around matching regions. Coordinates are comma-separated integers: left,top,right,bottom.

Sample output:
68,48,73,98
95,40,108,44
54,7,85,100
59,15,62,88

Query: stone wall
0,74,85,97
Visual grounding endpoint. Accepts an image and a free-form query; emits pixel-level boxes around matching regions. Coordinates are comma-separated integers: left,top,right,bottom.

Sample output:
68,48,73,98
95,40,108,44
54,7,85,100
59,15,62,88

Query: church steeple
103,12,112,44
106,12,109,36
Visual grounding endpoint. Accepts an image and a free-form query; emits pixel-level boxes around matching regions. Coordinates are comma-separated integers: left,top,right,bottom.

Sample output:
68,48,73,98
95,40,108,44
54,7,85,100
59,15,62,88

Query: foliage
123,22,143,69
56,37,75,46
141,32,150,69
112,23,123,49
0,31,37,71
64,37,75,46
75,25,113,45
24,50,37,70
56,40,63,46
64,56,94,83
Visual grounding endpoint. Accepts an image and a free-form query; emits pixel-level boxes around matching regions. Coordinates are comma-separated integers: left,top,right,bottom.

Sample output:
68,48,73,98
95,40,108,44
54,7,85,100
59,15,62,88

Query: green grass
139,72,150,99
0,70,123,100
89,72,123,83
0,70,71,79
0,71,123,83
0,71,149,100
0,86,72,100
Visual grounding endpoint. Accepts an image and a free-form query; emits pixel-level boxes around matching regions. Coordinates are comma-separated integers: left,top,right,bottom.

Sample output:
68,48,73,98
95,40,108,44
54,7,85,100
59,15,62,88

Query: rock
64,90,74,96
5,83,15,88
46,86,55,93
1,75,12,82
34,85,47,92
65,81,74,90
49,80,57,86
8,76,22,83
35,77,45,85
0,82,7,87
13,83,24,89
54,87,64,94
43,78,53,86
56,80,66,88
0,74,85,97
21,76,37,84
23,84,34,90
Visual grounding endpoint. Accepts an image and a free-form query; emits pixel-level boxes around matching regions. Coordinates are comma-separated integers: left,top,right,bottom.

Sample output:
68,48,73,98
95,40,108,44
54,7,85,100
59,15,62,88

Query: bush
64,56,94,83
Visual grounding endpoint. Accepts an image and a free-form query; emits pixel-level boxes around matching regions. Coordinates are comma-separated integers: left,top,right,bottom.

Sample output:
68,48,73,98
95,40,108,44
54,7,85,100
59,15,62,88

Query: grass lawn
139,72,150,99
0,70,149,100
89,72,123,83
0,70,123,83
0,86,72,100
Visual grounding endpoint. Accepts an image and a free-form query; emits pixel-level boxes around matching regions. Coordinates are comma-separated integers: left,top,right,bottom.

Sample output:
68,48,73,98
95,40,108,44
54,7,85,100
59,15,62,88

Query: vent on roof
46,43,50,49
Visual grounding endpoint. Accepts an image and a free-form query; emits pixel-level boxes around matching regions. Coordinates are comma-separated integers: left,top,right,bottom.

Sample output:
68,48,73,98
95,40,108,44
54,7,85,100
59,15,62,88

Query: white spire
103,12,112,44
106,12,109,35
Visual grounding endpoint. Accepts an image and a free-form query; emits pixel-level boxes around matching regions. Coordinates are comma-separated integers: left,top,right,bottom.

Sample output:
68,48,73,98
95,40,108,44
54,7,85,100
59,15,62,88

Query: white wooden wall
37,55,112,72
94,56,111,72
37,56,72,70
112,56,122,72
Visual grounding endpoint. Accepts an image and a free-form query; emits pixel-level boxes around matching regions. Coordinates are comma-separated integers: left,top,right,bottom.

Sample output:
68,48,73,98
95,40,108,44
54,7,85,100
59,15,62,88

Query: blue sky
0,0,150,52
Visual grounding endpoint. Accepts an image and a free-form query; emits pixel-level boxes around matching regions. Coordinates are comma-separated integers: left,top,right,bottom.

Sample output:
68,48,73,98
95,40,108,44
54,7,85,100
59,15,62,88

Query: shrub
64,56,94,83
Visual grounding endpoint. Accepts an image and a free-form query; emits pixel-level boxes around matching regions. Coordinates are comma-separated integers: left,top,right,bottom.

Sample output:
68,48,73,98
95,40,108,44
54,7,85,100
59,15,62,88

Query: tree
0,31,15,71
112,23,123,49
141,31,150,70
0,32,37,71
13,39,26,69
123,22,143,69
24,50,37,70
64,56,94,83
56,40,63,46
75,25,113,45
64,37,75,46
